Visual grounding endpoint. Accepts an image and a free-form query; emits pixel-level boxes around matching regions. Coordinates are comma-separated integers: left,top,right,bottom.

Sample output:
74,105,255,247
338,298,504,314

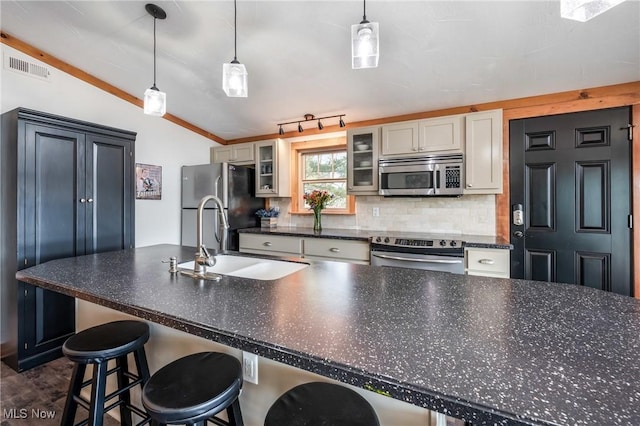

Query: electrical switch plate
242,352,258,384
372,207,380,217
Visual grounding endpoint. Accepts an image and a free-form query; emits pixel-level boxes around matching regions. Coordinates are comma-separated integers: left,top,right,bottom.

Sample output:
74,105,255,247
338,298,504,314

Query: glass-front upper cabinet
347,126,380,195
255,139,290,197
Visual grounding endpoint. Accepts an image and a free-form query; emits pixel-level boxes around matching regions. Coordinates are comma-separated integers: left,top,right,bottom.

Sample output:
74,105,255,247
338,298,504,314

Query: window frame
290,138,355,215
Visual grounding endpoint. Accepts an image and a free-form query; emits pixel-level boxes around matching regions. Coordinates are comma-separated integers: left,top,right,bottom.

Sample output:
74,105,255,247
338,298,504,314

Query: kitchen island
15,244,640,425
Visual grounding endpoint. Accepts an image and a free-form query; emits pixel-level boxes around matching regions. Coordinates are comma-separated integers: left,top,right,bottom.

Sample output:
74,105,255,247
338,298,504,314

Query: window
301,150,347,209
290,138,355,214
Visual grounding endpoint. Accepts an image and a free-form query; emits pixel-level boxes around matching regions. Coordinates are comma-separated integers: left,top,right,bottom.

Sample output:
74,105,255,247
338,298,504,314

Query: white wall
0,45,218,247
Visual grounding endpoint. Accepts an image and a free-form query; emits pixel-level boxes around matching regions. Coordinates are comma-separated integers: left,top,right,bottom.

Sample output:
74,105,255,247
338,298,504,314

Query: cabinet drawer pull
478,259,495,265
329,248,340,253
263,242,272,247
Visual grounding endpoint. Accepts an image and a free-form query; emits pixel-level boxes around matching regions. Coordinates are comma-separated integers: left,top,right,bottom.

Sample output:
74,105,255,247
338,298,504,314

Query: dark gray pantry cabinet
1,108,135,371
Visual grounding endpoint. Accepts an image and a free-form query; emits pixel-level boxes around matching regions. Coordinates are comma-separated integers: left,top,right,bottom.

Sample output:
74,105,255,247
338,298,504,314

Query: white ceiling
1,1,639,141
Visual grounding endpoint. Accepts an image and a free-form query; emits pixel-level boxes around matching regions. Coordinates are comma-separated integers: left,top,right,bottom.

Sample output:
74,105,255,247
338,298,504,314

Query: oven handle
371,253,463,264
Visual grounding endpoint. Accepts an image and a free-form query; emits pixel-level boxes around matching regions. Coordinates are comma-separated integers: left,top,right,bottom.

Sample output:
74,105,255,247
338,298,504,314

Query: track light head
318,120,324,130
279,125,285,136
298,123,303,133
339,116,346,128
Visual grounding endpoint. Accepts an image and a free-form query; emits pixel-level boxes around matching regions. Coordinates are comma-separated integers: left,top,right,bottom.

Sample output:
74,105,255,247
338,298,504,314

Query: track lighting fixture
352,0,379,69
277,114,346,135
143,3,167,116
223,0,248,97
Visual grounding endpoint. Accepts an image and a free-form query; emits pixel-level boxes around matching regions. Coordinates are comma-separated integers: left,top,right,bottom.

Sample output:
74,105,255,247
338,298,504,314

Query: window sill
290,211,355,216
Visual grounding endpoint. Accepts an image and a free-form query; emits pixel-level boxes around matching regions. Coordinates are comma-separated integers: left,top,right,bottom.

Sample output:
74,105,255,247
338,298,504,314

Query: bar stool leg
116,356,133,426
226,400,244,426
134,346,151,383
88,362,108,426
62,363,86,426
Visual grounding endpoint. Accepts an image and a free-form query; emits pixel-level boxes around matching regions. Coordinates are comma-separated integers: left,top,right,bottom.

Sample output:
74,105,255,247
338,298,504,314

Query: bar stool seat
142,352,244,426
264,382,380,426
62,320,151,426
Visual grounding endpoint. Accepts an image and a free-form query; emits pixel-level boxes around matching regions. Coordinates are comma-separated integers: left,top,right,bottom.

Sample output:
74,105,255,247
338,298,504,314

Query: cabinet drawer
465,248,510,277
465,249,510,278
239,234,302,255
303,238,369,262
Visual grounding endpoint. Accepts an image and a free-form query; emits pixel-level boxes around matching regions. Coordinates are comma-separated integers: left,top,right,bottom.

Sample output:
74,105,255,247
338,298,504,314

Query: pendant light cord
233,0,238,61
153,14,157,87
362,0,367,21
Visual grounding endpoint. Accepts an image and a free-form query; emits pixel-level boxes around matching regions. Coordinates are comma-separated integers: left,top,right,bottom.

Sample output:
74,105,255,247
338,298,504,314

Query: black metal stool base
264,382,380,426
61,320,151,426
142,352,244,426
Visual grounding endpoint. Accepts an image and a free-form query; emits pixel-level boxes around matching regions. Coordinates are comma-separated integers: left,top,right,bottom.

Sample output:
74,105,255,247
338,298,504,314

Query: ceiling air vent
4,53,52,82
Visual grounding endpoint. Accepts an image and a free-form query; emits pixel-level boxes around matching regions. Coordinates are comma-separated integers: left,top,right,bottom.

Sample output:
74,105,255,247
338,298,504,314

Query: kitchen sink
177,255,308,281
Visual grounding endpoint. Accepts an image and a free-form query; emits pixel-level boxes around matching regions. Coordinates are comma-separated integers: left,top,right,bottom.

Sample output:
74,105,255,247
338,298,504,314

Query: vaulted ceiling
1,1,639,141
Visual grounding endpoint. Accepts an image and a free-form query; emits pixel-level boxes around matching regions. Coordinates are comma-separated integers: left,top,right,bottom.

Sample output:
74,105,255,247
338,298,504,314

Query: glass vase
313,207,322,232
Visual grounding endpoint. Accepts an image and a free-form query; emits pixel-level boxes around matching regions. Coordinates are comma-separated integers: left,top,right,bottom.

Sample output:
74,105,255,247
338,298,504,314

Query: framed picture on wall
135,163,162,200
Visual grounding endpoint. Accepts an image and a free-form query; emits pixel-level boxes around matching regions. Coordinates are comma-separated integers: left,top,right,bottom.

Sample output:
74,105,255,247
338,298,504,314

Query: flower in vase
303,190,334,211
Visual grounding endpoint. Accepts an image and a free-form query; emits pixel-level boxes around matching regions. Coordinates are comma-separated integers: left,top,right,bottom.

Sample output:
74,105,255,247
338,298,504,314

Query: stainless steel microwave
378,154,464,196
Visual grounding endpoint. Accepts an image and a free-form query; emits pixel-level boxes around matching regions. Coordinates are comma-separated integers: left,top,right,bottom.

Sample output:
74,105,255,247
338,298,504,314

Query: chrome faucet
192,195,229,277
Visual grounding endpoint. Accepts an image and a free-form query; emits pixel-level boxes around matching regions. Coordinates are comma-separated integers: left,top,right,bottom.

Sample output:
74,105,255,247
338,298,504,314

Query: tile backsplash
268,195,496,236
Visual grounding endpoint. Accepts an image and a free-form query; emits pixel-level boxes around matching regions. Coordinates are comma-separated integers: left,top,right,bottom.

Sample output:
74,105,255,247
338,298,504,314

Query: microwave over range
378,153,463,197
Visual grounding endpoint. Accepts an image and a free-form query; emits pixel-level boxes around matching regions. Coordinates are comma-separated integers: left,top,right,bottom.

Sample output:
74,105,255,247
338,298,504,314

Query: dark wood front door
509,107,632,296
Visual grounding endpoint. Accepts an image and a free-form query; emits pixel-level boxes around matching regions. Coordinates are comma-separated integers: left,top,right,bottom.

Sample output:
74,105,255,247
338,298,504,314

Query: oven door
370,250,465,274
378,160,436,196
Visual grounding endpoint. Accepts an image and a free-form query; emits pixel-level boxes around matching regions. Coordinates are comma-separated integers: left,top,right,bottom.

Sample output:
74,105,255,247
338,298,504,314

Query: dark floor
1,358,119,426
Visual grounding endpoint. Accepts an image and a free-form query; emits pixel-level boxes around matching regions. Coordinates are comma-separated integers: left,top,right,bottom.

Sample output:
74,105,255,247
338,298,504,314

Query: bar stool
61,320,151,426
142,352,244,426
264,382,380,426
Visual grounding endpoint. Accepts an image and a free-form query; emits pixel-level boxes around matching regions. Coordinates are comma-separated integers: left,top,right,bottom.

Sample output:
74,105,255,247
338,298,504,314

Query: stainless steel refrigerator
181,163,264,251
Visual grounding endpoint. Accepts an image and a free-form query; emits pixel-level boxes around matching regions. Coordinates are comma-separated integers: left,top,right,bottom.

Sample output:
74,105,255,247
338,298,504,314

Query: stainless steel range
370,235,465,274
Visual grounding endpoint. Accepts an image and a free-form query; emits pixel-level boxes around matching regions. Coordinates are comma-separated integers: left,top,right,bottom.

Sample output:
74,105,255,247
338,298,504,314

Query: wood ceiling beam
0,31,226,145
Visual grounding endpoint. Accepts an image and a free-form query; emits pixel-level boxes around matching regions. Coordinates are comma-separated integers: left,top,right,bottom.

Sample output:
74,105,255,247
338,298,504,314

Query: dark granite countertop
16,245,639,425
239,227,512,249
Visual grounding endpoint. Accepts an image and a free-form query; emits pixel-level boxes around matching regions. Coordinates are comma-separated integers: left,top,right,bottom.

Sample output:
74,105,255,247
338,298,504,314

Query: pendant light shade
223,0,248,97
352,0,379,69
560,0,625,21
143,4,167,116
144,86,166,116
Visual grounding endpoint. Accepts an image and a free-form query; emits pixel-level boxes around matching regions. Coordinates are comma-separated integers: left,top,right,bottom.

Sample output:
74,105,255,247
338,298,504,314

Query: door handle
513,231,523,238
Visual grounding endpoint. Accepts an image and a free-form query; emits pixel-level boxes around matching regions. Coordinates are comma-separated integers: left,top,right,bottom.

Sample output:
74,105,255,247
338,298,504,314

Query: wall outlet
372,207,380,217
242,351,259,384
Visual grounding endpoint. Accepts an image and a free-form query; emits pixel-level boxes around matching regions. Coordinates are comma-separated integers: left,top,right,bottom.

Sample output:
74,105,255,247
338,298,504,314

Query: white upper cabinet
381,115,463,156
381,121,419,156
347,126,380,194
211,142,255,165
255,139,290,197
464,109,503,194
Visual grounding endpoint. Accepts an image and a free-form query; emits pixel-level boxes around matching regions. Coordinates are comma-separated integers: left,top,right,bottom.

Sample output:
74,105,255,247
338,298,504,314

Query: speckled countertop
239,227,512,249
16,245,639,425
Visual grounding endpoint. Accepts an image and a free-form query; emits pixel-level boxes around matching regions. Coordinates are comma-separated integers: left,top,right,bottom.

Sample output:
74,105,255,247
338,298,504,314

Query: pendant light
223,0,248,97
560,0,626,21
351,0,379,69
143,4,167,116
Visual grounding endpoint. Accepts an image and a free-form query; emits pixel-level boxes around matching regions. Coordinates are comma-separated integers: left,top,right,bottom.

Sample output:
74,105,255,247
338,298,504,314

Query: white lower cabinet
303,238,370,264
239,234,369,264
239,234,302,257
465,248,510,278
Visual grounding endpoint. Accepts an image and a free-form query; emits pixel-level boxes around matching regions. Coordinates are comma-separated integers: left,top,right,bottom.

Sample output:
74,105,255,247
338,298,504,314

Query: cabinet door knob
467,184,473,188
263,242,272,247
478,259,495,265
348,186,353,190
412,147,418,151
87,198,94,203
79,198,86,203
329,248,340,253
